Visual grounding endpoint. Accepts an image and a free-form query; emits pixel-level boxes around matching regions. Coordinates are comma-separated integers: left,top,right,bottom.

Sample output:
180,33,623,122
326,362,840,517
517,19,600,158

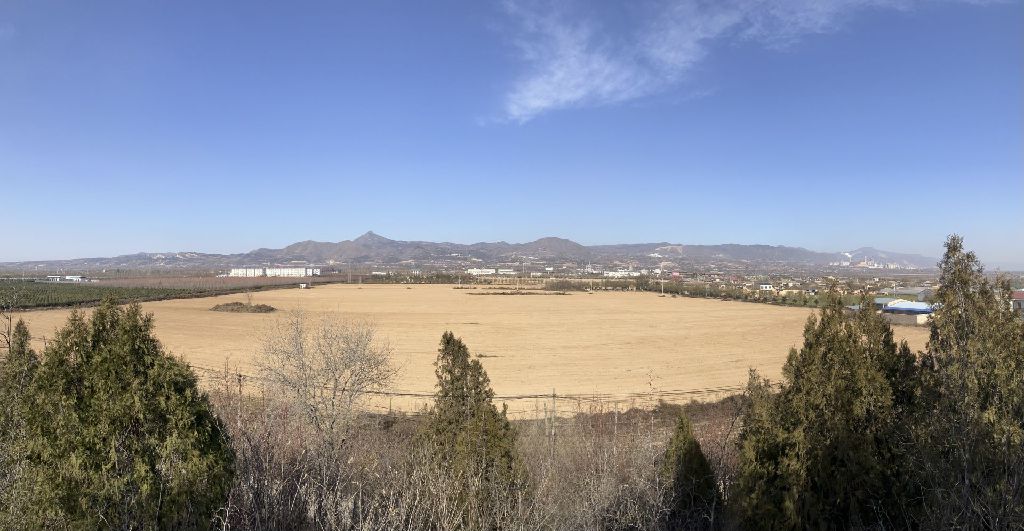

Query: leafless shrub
515,402,666,530
258,312,397,445
210,325,744,530
209,392,747,529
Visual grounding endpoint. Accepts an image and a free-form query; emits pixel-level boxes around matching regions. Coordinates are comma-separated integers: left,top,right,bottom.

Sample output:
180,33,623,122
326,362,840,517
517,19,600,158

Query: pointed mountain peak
353,231,392,244
531,236,578,245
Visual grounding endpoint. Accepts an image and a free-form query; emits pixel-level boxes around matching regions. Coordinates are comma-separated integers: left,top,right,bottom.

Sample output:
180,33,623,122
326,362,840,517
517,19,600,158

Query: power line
187,363,749,401
19,334,757,407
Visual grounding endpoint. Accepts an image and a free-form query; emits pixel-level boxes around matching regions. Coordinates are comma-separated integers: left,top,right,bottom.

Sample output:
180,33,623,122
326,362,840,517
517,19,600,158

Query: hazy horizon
2,1,1021,266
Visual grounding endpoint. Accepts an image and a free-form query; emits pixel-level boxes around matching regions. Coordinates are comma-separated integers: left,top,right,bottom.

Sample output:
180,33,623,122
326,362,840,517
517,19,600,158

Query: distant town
13,258,1024,324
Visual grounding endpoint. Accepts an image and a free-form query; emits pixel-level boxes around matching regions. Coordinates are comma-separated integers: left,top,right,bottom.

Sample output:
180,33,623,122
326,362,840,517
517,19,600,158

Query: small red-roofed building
1011,290,1024,314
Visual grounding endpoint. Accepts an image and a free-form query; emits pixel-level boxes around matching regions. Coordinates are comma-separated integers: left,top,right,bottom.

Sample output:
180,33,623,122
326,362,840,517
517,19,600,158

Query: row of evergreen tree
736,236,1023,528
0,235,1020,528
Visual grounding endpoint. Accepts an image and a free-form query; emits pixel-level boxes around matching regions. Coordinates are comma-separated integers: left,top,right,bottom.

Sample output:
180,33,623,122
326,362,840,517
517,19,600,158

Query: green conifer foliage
1,319,37,396
423,331,524,525
736,289,917,528
0,320,39,527
914,235,1024,527
12,301,234,529
660,415,720,530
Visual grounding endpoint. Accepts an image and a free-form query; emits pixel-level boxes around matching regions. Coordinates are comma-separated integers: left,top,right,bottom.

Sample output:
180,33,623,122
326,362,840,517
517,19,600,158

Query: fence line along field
13,284,930,416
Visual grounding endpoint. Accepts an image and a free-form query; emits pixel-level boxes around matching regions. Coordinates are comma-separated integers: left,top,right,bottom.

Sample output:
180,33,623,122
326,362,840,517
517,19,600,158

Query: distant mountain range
0,232,938,271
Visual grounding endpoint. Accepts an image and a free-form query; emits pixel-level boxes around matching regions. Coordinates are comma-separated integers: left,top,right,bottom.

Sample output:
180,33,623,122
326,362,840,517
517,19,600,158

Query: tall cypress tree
1,319,37,397
423,331,523,523
913,235,1024,527
660,414,720,530
0,320,38,528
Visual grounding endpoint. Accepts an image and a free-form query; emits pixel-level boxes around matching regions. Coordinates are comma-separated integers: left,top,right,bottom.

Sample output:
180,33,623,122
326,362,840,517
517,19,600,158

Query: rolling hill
0,232,937,270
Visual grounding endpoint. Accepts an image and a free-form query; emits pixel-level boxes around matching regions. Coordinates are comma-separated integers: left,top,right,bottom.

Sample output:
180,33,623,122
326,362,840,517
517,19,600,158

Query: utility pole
543,402,549,443
236,372,243,431
613,407,619,457
550,388,557,460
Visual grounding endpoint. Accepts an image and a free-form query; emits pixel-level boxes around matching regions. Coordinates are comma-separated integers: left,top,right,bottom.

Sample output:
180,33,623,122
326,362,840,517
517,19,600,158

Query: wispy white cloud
500,0,993,122
501,3,655,122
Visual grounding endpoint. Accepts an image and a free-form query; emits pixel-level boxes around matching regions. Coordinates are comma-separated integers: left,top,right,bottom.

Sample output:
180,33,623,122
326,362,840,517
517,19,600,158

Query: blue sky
1,0,1021,267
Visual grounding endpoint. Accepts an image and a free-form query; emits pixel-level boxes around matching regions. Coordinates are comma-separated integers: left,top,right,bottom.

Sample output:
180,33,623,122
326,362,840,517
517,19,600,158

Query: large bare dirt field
15,284,929,416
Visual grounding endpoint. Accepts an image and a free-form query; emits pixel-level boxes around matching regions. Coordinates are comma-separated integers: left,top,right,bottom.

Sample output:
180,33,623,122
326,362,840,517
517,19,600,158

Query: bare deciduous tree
258,312,397,444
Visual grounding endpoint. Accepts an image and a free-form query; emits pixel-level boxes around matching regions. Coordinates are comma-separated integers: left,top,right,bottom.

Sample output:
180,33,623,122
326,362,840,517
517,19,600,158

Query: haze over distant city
1,1,1021,267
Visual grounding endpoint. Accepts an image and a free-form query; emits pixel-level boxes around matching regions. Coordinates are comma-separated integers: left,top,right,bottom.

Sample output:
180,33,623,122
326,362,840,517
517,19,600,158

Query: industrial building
881,300,934,326
229,267,321,278
44,275,88,283
229,268,265,278
267,267,321,277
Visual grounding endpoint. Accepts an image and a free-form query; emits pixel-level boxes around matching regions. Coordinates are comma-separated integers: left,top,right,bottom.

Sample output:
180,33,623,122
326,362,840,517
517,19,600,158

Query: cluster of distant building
835,286,937,326
852,288,1024,325
827,259,917,270
228,267,321,278
466,268,518,276
466,267,665,279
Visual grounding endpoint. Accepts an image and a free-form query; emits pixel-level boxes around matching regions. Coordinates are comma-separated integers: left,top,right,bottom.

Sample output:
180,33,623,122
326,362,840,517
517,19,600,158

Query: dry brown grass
15,284,929,415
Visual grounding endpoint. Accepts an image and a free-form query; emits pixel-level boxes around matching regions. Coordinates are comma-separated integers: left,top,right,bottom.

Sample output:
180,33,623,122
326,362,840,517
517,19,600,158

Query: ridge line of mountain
0,231,938,270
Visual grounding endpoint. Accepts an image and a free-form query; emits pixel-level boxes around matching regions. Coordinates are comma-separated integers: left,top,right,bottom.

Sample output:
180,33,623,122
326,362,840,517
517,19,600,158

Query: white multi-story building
229,268,265,278
467,268,496,276
229,267,321,278
265,267,320,277
604,270,641,278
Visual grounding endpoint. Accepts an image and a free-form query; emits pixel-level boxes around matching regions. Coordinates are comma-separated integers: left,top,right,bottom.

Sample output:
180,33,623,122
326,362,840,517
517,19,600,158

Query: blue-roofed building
881,300,934,325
